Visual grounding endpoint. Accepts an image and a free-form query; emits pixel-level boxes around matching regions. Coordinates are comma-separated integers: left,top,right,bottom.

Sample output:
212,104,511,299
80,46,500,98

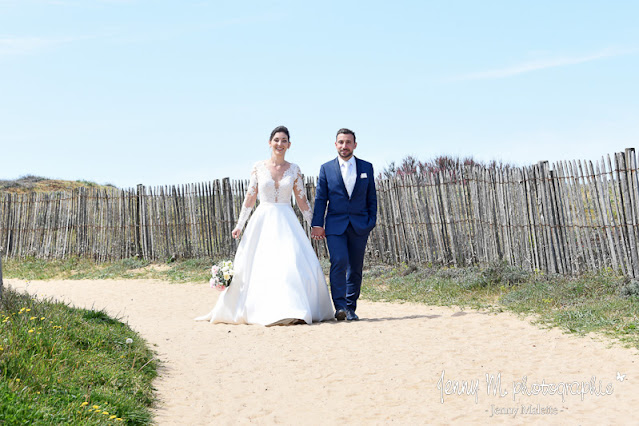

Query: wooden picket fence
374,148,639,277
1,148,639,277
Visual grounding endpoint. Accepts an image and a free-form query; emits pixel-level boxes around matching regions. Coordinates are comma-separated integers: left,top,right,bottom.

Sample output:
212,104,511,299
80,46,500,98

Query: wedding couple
196,126,377,326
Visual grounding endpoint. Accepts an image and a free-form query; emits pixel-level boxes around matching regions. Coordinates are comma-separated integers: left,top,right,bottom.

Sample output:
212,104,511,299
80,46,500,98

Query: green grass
3,256,212,283
362,262,639,349
0,287,157,424
499,269,639,345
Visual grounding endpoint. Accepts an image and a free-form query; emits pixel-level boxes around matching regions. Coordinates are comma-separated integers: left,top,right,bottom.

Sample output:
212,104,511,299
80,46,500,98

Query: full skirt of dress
195,202,334,326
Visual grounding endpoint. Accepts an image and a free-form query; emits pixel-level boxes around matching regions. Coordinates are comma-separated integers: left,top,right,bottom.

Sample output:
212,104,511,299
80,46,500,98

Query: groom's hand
311,227,325,240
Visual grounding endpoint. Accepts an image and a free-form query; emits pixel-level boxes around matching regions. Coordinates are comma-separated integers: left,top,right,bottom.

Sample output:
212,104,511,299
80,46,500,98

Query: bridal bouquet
210,260,234,291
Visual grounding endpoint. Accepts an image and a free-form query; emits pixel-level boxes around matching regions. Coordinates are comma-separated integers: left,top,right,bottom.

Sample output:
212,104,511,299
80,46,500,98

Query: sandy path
7,278,639,425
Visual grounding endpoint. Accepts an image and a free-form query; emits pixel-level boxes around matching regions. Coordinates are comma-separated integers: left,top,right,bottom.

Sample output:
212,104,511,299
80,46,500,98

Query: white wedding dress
196,161,334,326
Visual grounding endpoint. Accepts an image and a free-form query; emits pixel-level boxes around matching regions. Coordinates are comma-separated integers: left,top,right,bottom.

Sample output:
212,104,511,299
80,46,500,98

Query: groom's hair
270,125,290,141
336,128,356,142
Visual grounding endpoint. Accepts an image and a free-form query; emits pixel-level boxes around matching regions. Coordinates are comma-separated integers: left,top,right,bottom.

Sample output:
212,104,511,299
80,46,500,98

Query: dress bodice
234,161,313,230
251,161,300,203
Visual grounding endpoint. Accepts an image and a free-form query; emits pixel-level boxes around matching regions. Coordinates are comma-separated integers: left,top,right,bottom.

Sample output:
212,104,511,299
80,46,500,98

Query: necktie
343,162,355,197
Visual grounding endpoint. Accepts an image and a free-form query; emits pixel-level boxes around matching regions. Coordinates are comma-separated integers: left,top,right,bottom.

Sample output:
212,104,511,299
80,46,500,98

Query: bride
196,126,334,326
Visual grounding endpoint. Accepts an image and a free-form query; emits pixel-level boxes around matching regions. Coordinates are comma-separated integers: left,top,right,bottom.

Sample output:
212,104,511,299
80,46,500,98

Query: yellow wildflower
116,419,123,422
0,346,3,351
81,402,89,407
92,405,100,410
109,415,117,419
40,317,45,320
102,411,109,415
26,309,31,312
30,316,37,320
28,329,35,333
15,378,20,382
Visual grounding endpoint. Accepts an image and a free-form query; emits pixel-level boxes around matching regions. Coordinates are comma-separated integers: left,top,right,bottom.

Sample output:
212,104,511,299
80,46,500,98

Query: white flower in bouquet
210,260,234,291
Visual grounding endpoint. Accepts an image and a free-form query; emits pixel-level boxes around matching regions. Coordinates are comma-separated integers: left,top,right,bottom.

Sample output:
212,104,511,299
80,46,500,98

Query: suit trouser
326,224,369,312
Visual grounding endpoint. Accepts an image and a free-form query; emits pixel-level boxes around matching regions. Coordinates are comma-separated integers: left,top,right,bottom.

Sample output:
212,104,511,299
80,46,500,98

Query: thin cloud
0,36,61,55
0,0,134,5
455,48,637,81
0,35,96,56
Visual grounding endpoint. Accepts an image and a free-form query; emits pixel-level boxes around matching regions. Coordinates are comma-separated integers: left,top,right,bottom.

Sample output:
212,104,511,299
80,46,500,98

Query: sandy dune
8,278,639,425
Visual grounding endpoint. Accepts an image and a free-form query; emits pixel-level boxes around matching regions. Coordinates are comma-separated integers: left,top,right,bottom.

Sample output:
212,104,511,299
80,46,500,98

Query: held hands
232,227,242,239
311,227,326,240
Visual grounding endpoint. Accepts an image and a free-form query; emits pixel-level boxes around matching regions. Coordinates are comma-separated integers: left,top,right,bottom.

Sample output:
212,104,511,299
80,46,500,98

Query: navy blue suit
312,157,377,312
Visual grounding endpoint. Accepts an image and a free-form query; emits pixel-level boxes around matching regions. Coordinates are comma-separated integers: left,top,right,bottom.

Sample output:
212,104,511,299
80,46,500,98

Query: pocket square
360,173,367,178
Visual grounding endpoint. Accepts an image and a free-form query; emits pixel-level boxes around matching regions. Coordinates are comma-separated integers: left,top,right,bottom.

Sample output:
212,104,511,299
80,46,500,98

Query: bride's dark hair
270,125,290,141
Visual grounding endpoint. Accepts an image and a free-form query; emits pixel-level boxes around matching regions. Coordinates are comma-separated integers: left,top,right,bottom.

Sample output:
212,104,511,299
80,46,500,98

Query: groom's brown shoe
335,309,347,321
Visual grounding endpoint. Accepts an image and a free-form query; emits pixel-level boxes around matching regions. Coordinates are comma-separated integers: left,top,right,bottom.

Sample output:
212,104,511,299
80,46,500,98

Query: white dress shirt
338,156,356,197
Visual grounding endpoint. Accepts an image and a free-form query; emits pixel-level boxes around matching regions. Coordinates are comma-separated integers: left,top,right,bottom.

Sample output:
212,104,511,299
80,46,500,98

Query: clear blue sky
1,0,637,188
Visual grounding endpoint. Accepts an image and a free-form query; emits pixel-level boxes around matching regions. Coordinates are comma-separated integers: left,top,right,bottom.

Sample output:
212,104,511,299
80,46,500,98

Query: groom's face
335,134,356,160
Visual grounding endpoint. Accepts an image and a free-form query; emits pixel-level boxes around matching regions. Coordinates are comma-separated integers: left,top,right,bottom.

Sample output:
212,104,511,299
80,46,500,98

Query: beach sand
8,278,639,425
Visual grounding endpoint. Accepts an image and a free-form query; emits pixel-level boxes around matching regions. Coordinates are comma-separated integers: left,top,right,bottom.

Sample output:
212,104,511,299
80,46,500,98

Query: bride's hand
232,228,241,239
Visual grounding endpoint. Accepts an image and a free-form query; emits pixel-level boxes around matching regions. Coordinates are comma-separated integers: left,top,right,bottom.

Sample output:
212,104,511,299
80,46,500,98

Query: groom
311,128,377,321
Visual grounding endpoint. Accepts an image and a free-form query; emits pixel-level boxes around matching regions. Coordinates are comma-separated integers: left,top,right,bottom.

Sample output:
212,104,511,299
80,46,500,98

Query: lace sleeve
233,164,259,232
292,164,313,227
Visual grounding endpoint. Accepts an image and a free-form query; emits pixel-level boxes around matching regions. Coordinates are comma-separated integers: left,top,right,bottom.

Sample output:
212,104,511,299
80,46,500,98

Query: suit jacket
312,157,377,236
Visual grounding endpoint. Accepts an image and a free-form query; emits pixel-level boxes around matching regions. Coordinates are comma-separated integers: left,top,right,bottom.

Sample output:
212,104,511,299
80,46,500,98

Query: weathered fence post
0,248,4,300
221,178,235,257
135,184,143,258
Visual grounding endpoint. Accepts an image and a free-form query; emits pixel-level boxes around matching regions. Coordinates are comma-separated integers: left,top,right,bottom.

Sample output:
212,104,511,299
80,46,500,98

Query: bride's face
269,132,290,156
